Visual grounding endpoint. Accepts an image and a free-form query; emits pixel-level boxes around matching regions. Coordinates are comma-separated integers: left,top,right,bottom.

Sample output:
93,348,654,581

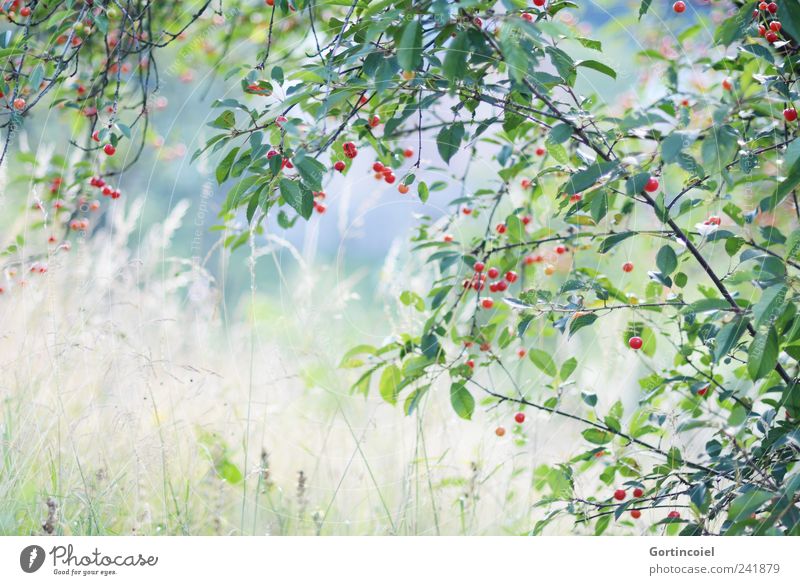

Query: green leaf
293,153,327,191
656,245,678,276
436,123,465,163
727,490,774,522
560,357,578,380
279,178,313,219
564,161,619,195
209,110,236,129
576,59,616,79
450,382,475,420
397,20,423,71
753,283,788,329
582,428,612,445
760,156,800,212
569,313,598,337
747,326,779,381
598,231,635,253
713,317,749,363
443,31,469,81
216,147,240,183
404,385,429,416
638,0,653,20
379,364,402,405
528,348,557,377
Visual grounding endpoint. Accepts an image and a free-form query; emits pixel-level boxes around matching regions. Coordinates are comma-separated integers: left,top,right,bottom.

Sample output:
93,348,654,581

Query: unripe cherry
398,184,409,194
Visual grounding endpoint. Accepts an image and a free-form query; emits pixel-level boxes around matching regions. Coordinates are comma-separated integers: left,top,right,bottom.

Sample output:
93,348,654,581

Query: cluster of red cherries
612,487,680,520
89,175,121,199
464,261,519,310
494,411,526,438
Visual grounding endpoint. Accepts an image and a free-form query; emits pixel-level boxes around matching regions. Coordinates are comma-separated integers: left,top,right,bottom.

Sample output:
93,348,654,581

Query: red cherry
505,271,518,283
314,202,326,214
333,161,346,172
521,12,533,21
481,298,494,310
521,179,531,188
555,244,567,254
614,489,626,501
628,336,643,350
20,6,30,17
496,280,508,292
474,17,482,28
770,21,782,32
369,115,380,128
667,511,681,519
622,262,634,273
13,98,26,110
398,184,409,194
673,1,685,13
722,78,732,91
103,144,116,156
443,234,454,243
697,386,709,396
462,207,472,215
359,95,368,105
495,427,506,437
403,148,413,158
266,0,274,5
517,348,526,358
766,31,779,43
514,412,525,424
487,267,499,279
533,0,546,6
759,1,768,9
644,177,659,192
631,510,642,519
474,261,485,272
633,488,644,498
767,2,778,14
466,359,475,369
758,24,767,36
521,215,532,225
784,108,798,122
535,146,546,156
496,223,507,234
384,174,396,184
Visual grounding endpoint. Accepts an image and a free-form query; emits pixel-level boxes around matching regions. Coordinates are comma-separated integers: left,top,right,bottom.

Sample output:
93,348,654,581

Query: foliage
2,0,800,535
